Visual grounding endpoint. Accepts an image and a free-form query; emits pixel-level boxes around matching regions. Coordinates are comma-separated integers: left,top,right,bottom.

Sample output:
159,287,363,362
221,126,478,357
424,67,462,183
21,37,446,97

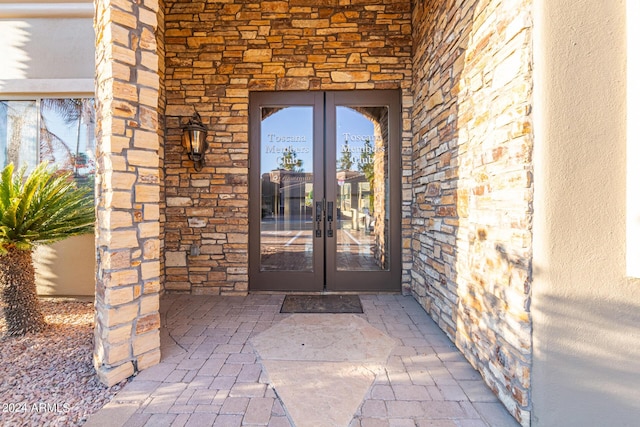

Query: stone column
94,0,162,386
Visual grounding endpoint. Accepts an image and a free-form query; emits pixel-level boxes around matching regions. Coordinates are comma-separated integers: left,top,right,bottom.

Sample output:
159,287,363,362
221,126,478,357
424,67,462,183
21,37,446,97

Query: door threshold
250,290,401,296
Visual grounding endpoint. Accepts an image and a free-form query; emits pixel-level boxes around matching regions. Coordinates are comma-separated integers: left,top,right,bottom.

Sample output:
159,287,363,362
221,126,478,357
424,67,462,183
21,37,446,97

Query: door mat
280,295,363,314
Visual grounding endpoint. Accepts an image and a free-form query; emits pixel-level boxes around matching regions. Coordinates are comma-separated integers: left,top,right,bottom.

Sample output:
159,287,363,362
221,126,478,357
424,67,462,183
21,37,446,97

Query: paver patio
85,294,518,427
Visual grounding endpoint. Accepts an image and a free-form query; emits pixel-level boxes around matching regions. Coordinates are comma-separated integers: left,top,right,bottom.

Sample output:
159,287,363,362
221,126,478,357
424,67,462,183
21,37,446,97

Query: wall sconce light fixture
182,112,208,171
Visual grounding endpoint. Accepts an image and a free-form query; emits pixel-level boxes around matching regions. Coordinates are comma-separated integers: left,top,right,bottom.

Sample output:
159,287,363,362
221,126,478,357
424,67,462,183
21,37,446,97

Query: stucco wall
531,1,640,425
35,234,95,296
0,17,94,81
411,1,533,424
162,0,413,294
0,0,94,94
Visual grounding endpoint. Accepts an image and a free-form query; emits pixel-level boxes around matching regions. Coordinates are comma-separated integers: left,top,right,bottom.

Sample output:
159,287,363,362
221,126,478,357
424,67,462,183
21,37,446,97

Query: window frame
0,93,97,185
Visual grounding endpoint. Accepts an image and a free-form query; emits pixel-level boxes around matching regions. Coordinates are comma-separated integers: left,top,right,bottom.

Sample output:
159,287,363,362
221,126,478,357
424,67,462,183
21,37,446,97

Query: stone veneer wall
162,0,413,294
157,0,167,293
411,1,533,425
94,0,164,386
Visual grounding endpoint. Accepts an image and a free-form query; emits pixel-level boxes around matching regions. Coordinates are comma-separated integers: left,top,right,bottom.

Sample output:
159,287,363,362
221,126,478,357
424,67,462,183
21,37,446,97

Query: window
0,98,96,196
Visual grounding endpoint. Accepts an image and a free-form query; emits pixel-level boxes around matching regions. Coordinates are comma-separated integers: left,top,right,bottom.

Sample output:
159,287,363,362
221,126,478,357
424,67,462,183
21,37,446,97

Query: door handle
327,201,334,238
315,201,323,238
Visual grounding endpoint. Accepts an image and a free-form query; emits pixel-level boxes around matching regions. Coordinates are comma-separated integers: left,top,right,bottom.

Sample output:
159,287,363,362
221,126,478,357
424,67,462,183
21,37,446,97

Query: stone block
127,149,159,168
135,185,160,204
138,70,160,90
105,286,134,306
133,129,159,150
106,22,131,47
136,312,161,334
106,302,139,327
112,81,139,103
106,341,132,365
108,6,138,29
102,250,131,270
139,87,159,107
142,0,159,13
331,70,371,82
188,217,208,228
166,197,193,207
276,77,310,90
105,191,133,210
141,260,160,280
190,179,210,187
133,330,161,356
140,295,160,315
243,49,272,62
104,230,140,249
96,361,135,387
143,280,161,294
110,172,137,190
103,323,133,345
104,266,138,293
144,204,160,221
111,45,137,66
105,135,130,153
165,251,187,267
136,348,161,371
103,211,133,229
138,8,158,28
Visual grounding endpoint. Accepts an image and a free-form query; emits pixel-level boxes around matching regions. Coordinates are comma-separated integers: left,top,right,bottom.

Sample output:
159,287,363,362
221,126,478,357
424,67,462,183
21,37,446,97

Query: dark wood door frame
248,90,401,293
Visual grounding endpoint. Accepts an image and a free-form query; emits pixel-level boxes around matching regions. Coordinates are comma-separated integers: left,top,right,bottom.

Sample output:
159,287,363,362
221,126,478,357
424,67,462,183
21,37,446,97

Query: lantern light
181,112,208,171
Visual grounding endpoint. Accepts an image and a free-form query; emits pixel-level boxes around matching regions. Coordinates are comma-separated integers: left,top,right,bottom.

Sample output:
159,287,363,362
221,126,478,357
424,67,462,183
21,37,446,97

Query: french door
249,90,401,292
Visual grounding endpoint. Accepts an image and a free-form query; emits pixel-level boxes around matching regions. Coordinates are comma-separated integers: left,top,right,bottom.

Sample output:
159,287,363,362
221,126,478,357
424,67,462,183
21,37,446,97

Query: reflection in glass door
334,106,389,272
259,106,314,272
249,91,400,292
324,91,400,292
250,92,325,292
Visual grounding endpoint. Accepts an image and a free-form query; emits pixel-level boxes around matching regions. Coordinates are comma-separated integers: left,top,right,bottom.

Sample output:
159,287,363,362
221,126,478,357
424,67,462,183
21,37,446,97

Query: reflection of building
337,170,369,226
261,170,312,222
337,105,390,271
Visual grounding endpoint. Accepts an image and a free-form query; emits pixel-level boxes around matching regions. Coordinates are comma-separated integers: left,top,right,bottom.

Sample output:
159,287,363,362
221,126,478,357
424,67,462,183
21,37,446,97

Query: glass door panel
324,90,401,292
259,106,314,272
335,106,390,272
249,92,324,292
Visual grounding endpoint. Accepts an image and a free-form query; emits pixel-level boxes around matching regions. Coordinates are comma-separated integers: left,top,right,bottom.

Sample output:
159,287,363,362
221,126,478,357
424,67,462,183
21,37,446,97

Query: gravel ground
0,298,128,426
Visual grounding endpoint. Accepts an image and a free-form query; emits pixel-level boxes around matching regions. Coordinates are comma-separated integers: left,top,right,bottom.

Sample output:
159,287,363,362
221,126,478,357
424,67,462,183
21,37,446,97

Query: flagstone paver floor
85,294,519,427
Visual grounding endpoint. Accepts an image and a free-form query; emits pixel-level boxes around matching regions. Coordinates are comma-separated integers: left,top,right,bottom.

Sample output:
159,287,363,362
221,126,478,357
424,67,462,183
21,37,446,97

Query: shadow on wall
411,0,533,425
34,234,96,296
452,0,534,420
532,291,640,425
0,19,31,82
0,16,93,82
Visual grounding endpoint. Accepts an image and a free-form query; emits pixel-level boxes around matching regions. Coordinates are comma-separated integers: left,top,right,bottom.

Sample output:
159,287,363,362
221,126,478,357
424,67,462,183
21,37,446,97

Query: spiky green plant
0,162,94,335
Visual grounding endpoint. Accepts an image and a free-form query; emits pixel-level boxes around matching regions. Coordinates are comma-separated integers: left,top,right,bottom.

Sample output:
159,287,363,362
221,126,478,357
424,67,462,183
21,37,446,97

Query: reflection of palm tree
359,138,375,212
0,101,38,168
278,150,303,172
358,138,374,180
0,102,5,167
40,99,95,177
339,138,353,171
0,99,96,197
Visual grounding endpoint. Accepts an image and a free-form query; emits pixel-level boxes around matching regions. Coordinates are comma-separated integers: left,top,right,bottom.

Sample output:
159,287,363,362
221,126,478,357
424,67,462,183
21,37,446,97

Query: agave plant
0,162,94,335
